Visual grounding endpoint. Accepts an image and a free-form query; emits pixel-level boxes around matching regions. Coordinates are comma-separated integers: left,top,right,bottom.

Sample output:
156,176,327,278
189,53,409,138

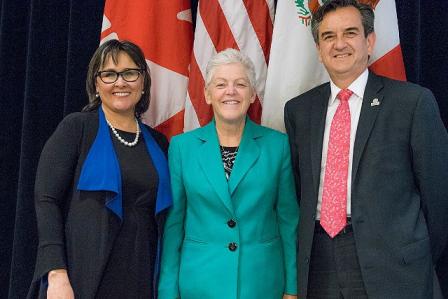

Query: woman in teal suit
158,49,299,299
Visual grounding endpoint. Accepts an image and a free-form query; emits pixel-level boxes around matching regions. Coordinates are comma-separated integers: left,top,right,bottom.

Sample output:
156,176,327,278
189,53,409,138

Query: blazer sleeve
284,101,302,204
158,137,186,299
276,135,300,295
33,114,82,282
410,88,448,263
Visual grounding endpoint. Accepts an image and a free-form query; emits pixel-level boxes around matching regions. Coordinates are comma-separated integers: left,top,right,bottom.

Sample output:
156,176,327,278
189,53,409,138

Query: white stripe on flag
370,1,400,64
219,0,269,102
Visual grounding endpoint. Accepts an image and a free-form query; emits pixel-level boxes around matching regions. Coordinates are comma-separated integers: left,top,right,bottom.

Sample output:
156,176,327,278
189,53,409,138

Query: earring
95,92,99,98
141,91,145,94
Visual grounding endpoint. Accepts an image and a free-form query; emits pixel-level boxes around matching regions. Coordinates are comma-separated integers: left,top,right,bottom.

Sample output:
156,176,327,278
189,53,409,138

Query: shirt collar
329,69,369,105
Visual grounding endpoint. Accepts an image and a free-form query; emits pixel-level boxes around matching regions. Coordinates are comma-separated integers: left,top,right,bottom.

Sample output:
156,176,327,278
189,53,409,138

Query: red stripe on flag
242,0,273,63
199,0,239,51
155,109,185,140
101,28,114,40
188,56,212,126
369,45,407,81
248,97,262,123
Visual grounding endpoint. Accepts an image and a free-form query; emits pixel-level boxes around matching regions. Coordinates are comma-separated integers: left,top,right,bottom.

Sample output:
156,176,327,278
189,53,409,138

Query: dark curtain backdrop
1,1,447,298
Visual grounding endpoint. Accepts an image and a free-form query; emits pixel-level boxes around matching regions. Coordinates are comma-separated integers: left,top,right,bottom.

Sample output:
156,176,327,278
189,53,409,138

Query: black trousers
307,222,368,299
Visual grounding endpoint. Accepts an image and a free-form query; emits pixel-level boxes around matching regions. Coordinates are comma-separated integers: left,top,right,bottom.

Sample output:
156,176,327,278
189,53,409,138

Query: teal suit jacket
158,119,299,299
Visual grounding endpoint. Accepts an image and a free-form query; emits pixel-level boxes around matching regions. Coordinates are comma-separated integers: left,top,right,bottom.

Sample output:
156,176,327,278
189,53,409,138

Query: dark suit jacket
28,111,168,298
284,72,448,298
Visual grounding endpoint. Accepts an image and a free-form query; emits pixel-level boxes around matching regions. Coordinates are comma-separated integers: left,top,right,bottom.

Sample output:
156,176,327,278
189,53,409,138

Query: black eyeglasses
96,68,144,84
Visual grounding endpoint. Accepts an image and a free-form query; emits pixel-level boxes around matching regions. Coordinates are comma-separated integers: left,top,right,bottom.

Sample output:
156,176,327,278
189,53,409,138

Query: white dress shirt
316,69,369,220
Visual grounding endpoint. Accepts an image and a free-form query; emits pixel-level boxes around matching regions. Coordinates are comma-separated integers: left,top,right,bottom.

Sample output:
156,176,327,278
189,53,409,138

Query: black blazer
284,72,448,298
28,111,168,298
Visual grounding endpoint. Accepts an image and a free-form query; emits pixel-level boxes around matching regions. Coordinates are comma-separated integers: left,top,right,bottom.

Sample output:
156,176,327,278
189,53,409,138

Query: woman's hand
47,269,74,299
283,294,298,299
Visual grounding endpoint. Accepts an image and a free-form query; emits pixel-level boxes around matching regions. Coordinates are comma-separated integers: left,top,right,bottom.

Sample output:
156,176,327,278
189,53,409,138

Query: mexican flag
262,0,406,132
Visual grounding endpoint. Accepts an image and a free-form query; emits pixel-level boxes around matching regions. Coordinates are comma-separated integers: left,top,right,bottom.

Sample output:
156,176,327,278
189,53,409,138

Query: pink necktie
320,89,353,238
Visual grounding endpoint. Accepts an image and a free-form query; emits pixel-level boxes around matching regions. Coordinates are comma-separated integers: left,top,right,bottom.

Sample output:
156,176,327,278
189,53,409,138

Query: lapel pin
370,98,380,106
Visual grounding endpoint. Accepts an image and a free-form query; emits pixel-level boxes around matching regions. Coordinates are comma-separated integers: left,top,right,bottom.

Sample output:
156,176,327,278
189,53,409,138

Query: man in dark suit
284,0,448,298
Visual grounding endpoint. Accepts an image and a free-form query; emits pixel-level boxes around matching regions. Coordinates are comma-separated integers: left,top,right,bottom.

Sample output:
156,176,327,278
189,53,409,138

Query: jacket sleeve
410,88,448,263
284,101,302,205
33,114,82,282
276,135,299,295
158,137,186,299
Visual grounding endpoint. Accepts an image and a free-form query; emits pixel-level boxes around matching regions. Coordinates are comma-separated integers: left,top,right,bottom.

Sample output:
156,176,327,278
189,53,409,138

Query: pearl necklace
106,118,140,147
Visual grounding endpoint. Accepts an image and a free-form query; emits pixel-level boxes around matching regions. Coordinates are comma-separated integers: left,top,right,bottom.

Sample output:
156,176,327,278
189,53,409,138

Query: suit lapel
197,121,234,214
310,84,330,196
352,72,384,183
228,119,261,196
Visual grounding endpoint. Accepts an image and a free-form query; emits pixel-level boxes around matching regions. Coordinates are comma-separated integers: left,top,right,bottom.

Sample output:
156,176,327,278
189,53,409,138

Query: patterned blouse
220,146,238,180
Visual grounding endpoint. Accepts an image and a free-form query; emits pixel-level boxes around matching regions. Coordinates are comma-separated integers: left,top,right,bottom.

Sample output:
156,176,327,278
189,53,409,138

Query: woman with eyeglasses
28,39,172,299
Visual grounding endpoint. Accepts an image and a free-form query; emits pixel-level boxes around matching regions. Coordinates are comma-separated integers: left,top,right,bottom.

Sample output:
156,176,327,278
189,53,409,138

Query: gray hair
311,0,375,44
204,48,256,90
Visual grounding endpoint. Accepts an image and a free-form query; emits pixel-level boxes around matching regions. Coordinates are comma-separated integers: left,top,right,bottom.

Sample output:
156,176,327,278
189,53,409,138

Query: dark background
1,1,447,298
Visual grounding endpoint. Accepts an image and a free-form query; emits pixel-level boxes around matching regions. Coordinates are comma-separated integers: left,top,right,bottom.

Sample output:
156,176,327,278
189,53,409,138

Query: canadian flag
262,0,406,132
183,0,275,131
100,1,193,139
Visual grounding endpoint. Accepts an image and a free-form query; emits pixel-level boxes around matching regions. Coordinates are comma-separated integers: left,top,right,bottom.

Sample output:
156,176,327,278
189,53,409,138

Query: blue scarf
77,107,172,218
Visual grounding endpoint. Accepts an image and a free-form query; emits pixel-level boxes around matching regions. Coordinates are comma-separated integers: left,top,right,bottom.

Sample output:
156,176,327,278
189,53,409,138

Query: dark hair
311,0,375,44
83,39,151,119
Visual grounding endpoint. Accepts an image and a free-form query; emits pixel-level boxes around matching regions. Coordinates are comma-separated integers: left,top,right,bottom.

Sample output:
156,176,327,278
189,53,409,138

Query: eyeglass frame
96,68,145,84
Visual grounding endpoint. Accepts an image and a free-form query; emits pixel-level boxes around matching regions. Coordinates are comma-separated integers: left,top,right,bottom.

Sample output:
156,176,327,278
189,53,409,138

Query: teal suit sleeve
158,138,185,299
277,136,299,294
